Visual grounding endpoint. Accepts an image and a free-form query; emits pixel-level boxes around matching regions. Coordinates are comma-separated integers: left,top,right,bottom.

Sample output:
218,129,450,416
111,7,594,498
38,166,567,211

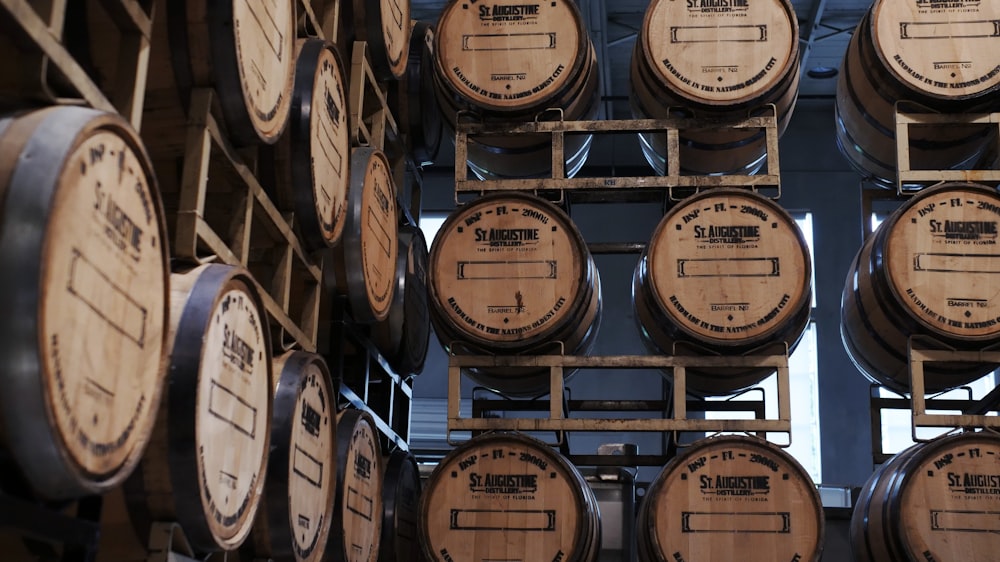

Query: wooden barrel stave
331,409,385,562
0,106,169,499
125,264,273,554
427,193,602,396
246,351,337,562
850,431,1000,562
840,182,1000,394
629,0,799,176
330,147,399,324
637,435,823,562
419,432,601,562
633,189,812,396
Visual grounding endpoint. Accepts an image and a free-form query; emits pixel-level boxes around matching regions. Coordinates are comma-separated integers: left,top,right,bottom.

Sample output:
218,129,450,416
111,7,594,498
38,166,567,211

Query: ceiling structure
410,0,874,120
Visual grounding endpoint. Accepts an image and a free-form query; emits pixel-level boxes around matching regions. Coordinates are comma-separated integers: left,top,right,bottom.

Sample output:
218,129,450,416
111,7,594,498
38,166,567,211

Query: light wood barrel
433,0,599,179
167,0,296,146
841,182,1000,394
419,432,601,562
331,147,399,324
428,193,602,396
125,264,272,553
378,449,422,562
264,38,351,252
851,431,1000,562
374,225,431,377
389,21,444,166
633,189,812,396
354,0,411,80
835,2,1000,186
0,106,169,500
630,0,799,175
637,435,823,562
246,351,337,562
331,409,385,562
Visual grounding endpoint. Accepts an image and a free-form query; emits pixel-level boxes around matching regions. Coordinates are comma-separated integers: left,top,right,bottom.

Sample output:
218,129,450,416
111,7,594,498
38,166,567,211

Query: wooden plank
449,353,788,369
0,0,115,111
95,0,152,36
455,174,782,193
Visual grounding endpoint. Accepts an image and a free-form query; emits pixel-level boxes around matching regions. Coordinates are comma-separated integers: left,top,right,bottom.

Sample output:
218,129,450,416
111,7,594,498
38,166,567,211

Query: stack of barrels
834,0,1000,185
0,0,432,560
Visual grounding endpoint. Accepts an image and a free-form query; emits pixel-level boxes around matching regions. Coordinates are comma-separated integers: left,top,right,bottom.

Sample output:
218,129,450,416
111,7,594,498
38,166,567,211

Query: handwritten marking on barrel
67,248,148,346
293,445,325,488
346,486,374,521
207,380,258,439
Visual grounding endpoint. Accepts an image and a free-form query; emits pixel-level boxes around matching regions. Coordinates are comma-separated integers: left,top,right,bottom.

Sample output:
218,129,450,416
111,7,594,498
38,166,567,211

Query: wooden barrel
633,189,812,396
167,0,296,146
851,431,1000,562
331,409,384,562
374,225,431,377
427,193,602,396
630,0,799,176
264,38,351,252
331,147,399,324
432,0,599,179
388,21,444,166
841,182,1000,394
353,0,411,80
246,351,337,562
0,106,169,500
835,2,1000,186
419,432,601,562
125,264,272,553
378,449,422,562
637,435,823,562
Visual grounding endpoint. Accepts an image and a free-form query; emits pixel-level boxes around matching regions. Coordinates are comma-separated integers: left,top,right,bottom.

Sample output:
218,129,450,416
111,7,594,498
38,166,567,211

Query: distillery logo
468,472,539,494
693,224,761,244
474,227,541,248
686,0,750,13
699,474,771,496
928,220,999,241
914,0,980,8
477,3,541,22
947,472,1000,495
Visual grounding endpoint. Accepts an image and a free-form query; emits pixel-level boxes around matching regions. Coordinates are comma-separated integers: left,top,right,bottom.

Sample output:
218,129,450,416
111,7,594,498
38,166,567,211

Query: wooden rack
0,0,153,129
452,107,782,201
445,347,792,445
894,102,1000,193
172,88,323,352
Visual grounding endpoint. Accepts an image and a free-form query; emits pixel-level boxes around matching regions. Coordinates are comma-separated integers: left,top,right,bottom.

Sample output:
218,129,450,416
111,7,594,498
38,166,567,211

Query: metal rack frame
452,106,782,201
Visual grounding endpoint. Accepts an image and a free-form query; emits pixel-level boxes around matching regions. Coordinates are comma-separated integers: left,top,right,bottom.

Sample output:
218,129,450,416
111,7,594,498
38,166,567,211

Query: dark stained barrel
0,106,169,499
373,225,431,377
330,409,385,562
841,182,1000,394
388,21,443,167
378,449,422,562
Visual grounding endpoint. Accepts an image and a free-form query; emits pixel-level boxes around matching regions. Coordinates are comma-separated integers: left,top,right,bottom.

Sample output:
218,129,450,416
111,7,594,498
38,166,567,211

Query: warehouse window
706,213,822,484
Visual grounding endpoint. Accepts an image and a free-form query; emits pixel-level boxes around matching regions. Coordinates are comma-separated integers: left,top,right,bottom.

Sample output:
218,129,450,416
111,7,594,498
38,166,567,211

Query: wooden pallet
894,102,1000,193
445,347,792,441
173,89,323,352
0,0,153,129
452,108,782,202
